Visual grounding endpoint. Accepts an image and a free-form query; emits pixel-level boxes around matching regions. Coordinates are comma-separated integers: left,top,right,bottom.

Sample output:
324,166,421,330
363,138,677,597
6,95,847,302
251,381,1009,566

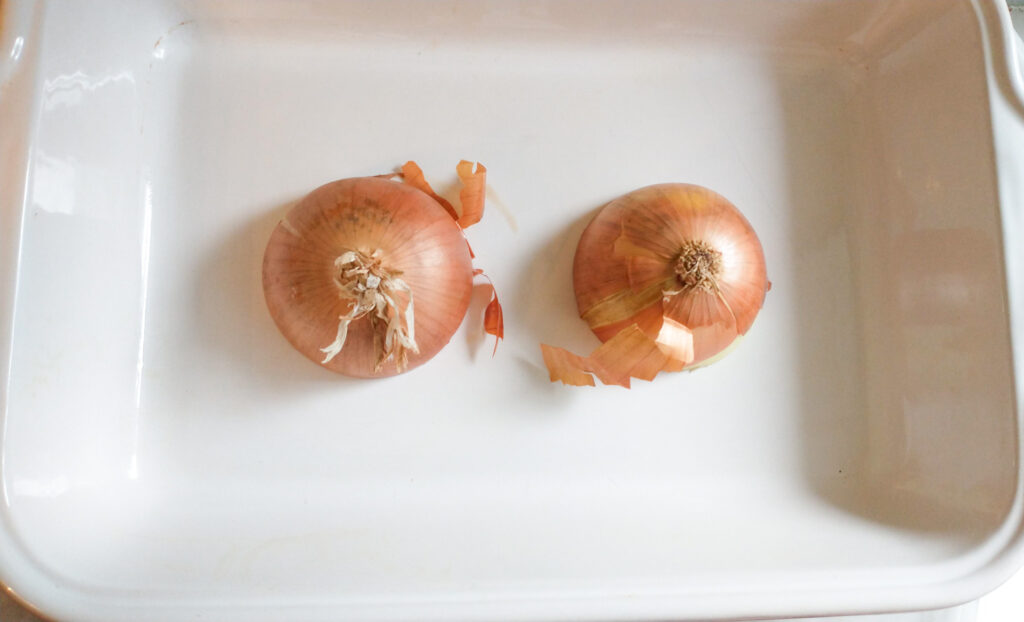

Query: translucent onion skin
262,177,474,378
573,183,768,369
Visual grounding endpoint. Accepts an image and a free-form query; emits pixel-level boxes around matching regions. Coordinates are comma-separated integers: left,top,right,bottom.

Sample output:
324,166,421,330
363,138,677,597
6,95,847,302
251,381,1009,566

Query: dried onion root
544,183,768,388
262,161,502,378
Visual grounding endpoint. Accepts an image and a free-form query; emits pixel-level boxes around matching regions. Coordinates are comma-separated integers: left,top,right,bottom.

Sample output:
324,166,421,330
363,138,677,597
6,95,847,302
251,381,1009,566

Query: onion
543,183,768,387
263,162,501,378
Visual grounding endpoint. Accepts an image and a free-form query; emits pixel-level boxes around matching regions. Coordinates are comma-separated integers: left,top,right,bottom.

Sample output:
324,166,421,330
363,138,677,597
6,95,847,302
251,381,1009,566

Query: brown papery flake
541,343,596,387
474,268,504,355
541,322,693,389
401,161,459,221
456,160,487,228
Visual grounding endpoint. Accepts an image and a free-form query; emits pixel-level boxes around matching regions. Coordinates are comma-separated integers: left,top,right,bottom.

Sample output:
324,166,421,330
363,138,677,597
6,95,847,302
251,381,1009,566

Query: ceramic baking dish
3,1,1024,621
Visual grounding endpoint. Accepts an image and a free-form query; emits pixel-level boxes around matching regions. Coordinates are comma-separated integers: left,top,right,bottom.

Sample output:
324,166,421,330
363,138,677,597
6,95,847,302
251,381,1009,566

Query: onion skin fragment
473,268,504,357
400,161,459,221
541,323,692,389
587,324,687,388
455,160,487,228
541,344,596,387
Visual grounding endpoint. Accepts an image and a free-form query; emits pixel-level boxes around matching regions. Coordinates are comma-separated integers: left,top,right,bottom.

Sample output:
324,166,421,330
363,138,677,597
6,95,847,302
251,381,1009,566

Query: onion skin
574,183,768,370
262,176,474,378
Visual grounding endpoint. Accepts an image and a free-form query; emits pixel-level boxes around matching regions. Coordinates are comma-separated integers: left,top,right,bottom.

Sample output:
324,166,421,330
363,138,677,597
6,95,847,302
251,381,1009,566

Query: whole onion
263,162,500,378
544,183,769,387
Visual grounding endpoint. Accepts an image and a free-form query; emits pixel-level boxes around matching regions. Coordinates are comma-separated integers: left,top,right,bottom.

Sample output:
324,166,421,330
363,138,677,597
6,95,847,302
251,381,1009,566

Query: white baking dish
3,1,1024,621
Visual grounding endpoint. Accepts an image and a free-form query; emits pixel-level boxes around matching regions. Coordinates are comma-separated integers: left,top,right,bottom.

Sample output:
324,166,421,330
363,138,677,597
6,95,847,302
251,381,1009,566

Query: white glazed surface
1,1,1024,621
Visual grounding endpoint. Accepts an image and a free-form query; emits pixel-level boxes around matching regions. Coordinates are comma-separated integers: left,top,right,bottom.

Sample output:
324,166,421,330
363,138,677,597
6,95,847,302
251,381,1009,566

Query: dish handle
0,2,36,87
1016,17,1024,108
0,1,42,404
979,4,1024,608
975,0,1024,115
994,1,1024,115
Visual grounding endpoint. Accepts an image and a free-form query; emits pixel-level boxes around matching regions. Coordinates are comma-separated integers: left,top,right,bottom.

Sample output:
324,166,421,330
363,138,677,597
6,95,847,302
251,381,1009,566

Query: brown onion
263,165,498,379
544,183,768,387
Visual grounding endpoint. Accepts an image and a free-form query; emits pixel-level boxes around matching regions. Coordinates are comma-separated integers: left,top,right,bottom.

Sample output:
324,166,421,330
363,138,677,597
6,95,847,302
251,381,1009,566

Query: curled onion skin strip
473,268,504,356
456,160,487,228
